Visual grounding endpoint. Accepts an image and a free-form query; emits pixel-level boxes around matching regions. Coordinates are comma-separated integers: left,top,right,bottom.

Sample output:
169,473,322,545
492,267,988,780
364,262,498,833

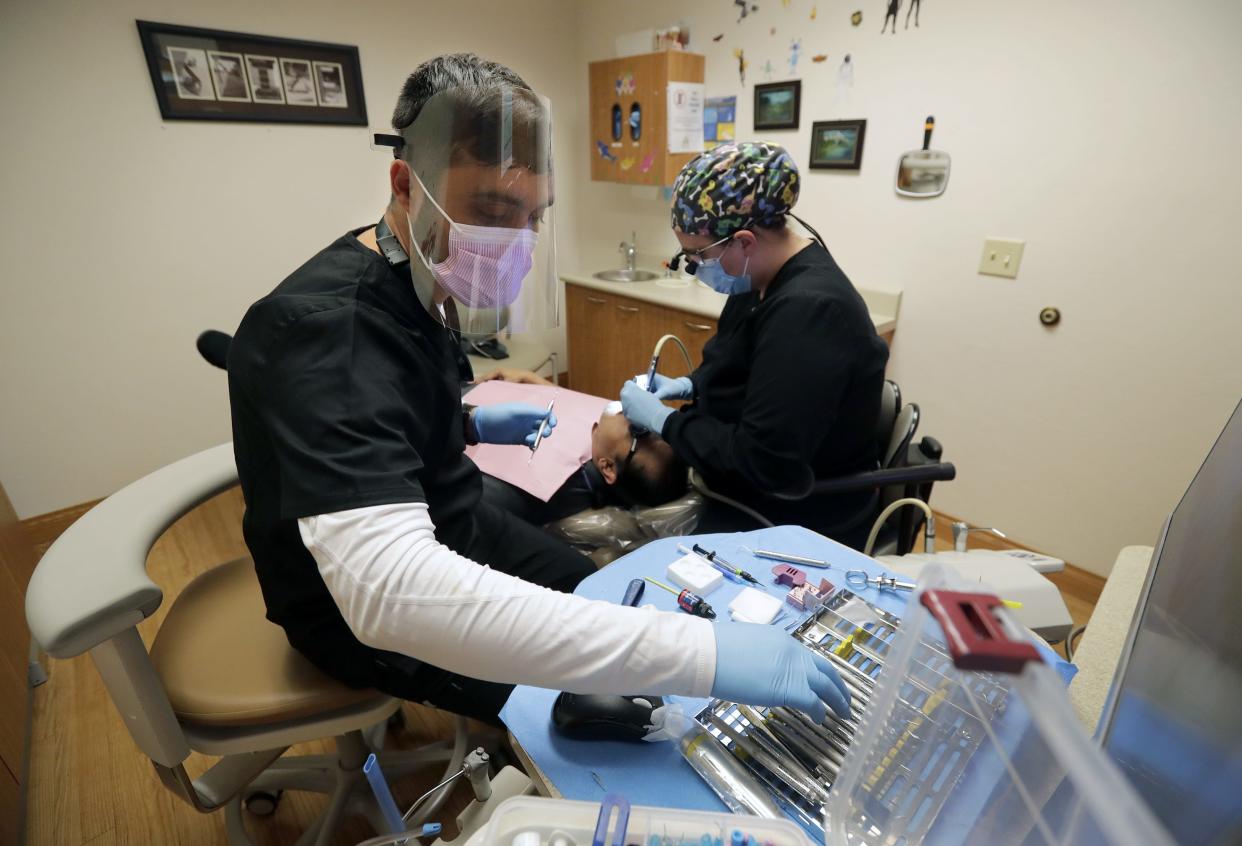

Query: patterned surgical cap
670,141,801,238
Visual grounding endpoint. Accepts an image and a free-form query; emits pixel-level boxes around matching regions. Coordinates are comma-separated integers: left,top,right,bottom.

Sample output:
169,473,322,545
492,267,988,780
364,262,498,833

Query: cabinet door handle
617,305,640,314
684,321,714,331
586,296,607,304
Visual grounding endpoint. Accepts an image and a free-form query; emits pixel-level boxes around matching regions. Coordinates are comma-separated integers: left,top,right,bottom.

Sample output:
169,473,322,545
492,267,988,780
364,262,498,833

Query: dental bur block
786,578,835,611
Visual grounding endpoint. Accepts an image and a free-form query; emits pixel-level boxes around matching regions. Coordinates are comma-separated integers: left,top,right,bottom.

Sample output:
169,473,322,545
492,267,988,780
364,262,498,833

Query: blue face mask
695,250,751,295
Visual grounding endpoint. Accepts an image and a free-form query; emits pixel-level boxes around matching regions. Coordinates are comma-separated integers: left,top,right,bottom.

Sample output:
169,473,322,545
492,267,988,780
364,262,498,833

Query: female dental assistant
621,142,890,548
228,57,849,726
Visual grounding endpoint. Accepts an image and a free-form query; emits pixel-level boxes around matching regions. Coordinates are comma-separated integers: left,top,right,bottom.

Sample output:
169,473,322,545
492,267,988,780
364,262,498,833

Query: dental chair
688,380,956,556
23,338,477,845
546,381,953,560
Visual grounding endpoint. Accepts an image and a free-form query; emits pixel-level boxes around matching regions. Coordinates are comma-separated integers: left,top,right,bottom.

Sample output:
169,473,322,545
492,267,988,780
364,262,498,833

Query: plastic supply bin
824,565,1176,845
480,796,815,846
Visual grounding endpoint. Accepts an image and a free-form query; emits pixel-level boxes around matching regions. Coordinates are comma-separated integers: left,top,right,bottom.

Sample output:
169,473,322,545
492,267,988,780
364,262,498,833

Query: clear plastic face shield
388,86,558,338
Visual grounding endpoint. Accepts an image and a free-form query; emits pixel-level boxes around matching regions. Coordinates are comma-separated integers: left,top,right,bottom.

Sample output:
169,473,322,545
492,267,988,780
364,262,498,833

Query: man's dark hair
392,53,549,174
615,453,690,508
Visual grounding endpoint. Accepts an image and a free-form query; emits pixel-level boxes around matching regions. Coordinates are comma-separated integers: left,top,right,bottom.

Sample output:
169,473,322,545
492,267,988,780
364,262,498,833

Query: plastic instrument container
479,796,815,845
823,565,1176,846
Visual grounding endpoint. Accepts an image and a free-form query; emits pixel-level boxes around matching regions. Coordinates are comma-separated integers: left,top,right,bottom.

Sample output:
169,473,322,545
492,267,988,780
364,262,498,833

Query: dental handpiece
644,355,660,393
642,334,693,393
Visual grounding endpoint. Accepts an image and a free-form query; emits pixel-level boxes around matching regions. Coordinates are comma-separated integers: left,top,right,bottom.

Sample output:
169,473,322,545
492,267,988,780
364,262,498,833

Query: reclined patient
463,381,688,527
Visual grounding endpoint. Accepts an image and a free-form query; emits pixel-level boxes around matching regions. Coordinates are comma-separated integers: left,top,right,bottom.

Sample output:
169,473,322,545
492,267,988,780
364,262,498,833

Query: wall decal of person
881,0,900,34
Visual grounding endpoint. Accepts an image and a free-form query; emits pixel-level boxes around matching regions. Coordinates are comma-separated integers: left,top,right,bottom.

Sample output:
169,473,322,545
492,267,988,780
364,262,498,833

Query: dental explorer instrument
749,548,833,569
526,398,555,463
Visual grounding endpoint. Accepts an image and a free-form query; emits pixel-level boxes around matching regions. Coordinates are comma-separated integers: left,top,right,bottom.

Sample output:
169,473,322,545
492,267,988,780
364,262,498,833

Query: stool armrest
26,443,239,658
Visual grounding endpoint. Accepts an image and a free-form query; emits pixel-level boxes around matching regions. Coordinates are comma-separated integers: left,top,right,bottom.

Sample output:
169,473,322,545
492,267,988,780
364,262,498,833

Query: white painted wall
564,0,1242,574
0,0,582,518
4,0,1240,578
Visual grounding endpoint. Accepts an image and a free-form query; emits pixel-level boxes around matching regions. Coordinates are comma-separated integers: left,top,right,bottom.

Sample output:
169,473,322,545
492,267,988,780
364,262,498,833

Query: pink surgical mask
406,168,538,309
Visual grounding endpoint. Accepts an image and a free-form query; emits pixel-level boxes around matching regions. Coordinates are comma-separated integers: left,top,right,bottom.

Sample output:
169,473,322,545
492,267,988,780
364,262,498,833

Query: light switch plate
979,238,1025,278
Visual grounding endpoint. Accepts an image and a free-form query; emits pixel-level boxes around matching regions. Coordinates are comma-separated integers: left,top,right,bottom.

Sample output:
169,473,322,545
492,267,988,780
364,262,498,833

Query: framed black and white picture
206,51,250,102
246,55,286,104
753,80,801,131
137,20,367,125
809,119,867,170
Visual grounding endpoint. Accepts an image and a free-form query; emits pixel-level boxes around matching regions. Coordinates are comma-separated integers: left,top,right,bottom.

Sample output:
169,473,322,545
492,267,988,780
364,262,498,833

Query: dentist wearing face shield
621,142,891,549
227,57,850,726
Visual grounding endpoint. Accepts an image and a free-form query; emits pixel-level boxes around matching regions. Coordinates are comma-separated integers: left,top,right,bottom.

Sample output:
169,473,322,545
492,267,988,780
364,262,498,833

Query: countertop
561,270,901,336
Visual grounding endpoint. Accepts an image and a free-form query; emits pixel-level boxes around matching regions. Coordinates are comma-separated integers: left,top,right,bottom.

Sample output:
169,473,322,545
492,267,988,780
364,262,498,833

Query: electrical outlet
979,238,1025,279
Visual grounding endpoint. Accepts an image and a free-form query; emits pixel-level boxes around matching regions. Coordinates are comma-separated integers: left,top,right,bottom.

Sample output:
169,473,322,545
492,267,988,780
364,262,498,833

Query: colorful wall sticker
812,54,828,63
734,0,759,22
619,157,636,171
639,153,655,173
787,38,802,75
733,48,748,85
615,72,636,96
762,59,775,81
596,140,618,162
851,9,863,25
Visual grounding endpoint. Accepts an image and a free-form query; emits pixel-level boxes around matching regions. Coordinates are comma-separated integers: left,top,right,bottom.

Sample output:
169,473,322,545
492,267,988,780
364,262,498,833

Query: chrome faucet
952,521,1008,552
619,231,637,272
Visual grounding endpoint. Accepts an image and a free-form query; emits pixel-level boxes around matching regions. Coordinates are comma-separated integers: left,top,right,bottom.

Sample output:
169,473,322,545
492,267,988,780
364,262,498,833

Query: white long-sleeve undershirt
297,502,717,696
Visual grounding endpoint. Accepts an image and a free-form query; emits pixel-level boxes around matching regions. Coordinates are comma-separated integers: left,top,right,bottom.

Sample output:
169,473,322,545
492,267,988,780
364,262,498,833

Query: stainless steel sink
593,268,660,283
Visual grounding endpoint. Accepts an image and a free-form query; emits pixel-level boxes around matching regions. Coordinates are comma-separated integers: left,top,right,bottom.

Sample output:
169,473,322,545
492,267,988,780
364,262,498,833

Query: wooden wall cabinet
588,51,705,186
565,282,717,398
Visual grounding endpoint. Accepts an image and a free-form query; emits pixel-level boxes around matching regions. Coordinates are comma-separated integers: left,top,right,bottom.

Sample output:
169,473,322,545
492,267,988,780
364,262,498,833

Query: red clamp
920,589,1041,673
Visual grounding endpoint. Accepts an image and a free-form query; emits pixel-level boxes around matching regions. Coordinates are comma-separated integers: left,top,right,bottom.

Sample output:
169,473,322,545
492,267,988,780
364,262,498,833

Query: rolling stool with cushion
688,380,957,554
26,443,472,845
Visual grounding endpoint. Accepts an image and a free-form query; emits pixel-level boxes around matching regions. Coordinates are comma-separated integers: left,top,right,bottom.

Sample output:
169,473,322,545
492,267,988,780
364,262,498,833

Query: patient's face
590,404,675,485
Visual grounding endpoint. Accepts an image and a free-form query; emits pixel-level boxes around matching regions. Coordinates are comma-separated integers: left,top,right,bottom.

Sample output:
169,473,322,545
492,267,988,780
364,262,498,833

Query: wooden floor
23,491,1105,845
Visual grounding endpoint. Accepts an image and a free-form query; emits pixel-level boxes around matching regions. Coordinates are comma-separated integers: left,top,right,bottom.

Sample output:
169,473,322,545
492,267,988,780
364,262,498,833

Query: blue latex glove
471,403,557,447
711,622,852,723
620,380,676,436
641,373,694,401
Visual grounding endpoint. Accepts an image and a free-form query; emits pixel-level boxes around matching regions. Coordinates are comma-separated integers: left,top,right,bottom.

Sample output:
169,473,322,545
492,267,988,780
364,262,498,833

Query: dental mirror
895,115,950,198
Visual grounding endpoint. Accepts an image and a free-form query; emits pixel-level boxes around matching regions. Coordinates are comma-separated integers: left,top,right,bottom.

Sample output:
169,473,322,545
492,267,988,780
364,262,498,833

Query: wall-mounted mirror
629,103,641,141
895,116,950,198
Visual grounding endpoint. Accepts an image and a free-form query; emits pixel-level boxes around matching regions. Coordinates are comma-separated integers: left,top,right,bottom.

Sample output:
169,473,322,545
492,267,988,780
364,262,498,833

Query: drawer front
565,285,614,395
566,284,719,399
644,301,717,380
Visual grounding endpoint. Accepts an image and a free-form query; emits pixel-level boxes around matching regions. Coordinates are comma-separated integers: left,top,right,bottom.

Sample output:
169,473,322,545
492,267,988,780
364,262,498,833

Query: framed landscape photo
136,20,367,125
753,80,801,131
809,119,867,170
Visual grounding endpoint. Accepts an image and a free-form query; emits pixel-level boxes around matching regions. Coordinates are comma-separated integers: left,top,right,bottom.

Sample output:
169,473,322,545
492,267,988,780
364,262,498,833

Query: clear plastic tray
824,564,1176,846
480,796,815,846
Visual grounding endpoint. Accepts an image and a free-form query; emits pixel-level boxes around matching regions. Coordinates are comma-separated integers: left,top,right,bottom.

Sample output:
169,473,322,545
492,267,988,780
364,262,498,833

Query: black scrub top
227,228,480,676
661,241,889,539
